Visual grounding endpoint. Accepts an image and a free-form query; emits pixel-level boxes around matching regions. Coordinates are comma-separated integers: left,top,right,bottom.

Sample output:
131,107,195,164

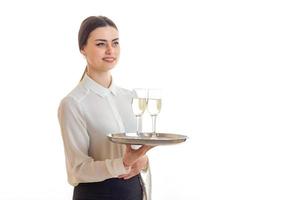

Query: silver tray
107,132,187,146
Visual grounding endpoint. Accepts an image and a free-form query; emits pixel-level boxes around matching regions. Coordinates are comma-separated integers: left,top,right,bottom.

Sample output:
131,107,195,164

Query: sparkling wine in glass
132,89,148,136
147,89,162,137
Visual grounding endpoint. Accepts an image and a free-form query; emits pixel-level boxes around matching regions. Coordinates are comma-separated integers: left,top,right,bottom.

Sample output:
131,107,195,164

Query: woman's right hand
122,144,154,167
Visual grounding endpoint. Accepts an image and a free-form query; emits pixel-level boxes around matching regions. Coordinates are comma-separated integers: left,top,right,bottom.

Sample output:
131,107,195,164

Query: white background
0,0,299,199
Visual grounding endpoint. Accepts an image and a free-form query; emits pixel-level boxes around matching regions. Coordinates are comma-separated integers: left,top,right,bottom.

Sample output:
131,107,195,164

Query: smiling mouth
103,57,116,62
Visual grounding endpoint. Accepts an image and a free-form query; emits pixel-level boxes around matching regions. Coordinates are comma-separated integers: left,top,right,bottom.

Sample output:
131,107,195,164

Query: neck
86,68,112,88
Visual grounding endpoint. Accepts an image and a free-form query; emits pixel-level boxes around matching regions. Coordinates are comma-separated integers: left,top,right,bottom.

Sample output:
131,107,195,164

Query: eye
96,42,106,47
113,41,119,47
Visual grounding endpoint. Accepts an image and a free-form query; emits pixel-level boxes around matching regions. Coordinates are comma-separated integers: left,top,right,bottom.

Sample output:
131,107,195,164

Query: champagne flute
132,88,148,136
147,89,162,137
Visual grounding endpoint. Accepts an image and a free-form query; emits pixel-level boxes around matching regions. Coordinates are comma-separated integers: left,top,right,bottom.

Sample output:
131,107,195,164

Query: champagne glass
147,89,162,137
132,88,148,136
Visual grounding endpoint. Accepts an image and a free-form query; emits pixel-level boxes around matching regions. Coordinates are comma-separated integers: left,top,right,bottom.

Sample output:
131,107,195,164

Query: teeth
103,58,115,62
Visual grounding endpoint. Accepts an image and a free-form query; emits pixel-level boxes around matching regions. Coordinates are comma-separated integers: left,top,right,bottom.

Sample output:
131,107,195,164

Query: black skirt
73,174,143,200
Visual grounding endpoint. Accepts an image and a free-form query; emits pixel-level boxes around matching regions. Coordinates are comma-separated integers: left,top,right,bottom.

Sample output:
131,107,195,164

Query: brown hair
78,16,118,81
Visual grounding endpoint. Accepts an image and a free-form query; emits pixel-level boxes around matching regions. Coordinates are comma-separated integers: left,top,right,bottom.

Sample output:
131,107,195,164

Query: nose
105,44,113,55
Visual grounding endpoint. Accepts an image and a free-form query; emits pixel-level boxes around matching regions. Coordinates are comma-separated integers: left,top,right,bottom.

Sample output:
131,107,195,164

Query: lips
103,57,116,62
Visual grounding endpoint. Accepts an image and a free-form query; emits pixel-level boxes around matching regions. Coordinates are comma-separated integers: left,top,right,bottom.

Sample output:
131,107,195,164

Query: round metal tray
107,132,187,146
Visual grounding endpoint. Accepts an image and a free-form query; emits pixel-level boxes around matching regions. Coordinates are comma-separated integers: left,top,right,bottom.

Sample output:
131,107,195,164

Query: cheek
87,49,105,62
116,48,121,56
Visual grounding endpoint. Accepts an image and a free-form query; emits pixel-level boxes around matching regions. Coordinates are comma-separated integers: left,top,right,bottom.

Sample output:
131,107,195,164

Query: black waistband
73,174,143,200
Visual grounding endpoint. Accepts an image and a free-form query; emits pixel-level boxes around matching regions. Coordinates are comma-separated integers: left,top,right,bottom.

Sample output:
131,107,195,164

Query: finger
121,169,139,179
118,174,127,178
124,172,138,180
144,144,156,149
119,171,133,178
121,172,133,179
146,145,156,150
139,145,155,154
122,173,133,180
123,176,133,180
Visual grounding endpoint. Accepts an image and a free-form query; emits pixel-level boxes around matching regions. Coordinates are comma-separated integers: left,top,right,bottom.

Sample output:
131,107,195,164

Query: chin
91,61,117,72
102,64,116,71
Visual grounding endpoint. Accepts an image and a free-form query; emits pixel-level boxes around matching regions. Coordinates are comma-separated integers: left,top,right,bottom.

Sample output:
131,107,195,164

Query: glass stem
136,115,140,136
151,115,157,136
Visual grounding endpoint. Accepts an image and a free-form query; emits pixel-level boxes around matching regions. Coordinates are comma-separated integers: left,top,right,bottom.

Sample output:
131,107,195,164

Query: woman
58,16,153,200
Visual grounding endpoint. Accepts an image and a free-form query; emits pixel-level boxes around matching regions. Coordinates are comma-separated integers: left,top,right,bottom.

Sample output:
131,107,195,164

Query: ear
80,49,86,56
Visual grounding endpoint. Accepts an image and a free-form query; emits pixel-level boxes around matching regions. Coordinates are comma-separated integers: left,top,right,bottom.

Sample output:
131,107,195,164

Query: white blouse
58,74,138,185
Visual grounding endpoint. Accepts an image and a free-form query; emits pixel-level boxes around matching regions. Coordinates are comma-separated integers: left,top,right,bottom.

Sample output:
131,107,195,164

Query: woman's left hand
118,155,148,180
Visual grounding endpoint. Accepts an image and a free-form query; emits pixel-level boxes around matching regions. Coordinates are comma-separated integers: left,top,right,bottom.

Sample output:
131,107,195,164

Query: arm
58,97,129,184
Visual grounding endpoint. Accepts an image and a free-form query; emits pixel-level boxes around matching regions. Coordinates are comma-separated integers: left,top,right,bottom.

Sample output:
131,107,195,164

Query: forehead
88,26,119,41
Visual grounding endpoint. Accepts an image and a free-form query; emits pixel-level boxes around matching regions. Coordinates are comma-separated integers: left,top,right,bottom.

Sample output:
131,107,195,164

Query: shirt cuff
142,157,149,172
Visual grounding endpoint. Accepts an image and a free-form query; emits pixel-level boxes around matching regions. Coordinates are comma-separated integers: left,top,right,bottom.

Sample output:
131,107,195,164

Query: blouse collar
81,73,118,97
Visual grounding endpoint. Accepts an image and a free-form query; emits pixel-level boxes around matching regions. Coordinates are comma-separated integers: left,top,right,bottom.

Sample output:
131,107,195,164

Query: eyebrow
95,38,119,42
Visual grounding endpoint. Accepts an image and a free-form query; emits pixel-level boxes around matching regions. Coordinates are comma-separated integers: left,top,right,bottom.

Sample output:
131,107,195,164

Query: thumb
138,145,154,154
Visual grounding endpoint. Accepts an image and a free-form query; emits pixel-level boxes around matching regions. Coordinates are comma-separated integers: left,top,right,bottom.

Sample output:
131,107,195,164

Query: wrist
123,159,130,169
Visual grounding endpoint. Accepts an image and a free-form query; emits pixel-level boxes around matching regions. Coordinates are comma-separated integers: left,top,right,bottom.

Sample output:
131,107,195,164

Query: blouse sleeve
58,96,130,185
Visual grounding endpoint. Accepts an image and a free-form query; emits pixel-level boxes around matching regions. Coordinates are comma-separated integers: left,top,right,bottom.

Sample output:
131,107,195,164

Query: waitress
58,15,153,200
